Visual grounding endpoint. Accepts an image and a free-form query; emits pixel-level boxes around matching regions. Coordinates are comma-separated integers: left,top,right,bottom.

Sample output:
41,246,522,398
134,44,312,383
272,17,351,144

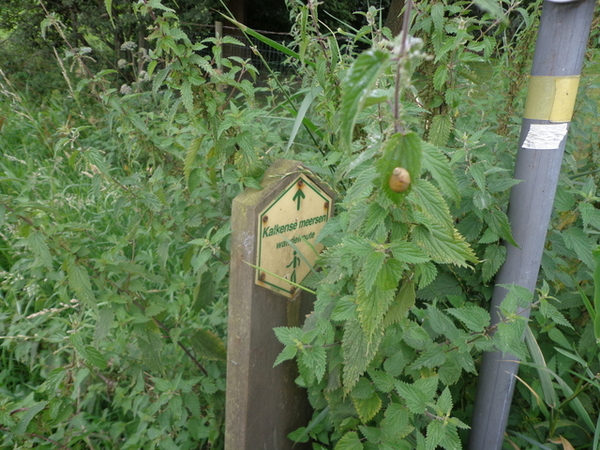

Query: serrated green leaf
408,179,453,232
335,431,364,450
84,346,108,370
300,345,327,382
184,136,205,181
431,3,445,34
579,202,600,230
562,227,594,269
473,0,506,20
381,403,414,440
190,329,226,361
340,49,390,152
438,387,453,416
181,80,193,113
433,65,448,91
377,133,423,202
274,345,298,367
427,305,458,338
390,241,430,264
384,280,416,327
482,243,506,283
413,224,477,267
27,231,52,268
357,286,395,340
447,306,490,333
273,327,304,346
469,162,486,191
484,208,517,247
396,376,438,415
422,141,459,202
343,320,383,391
67,260,96,309
539,299,572,329
370,370,396,393
137,328,164,373
376,258,404,291
410,345,447,370
13,401,48,436
94,307,114,343
360,251,386,295
353,391,382,423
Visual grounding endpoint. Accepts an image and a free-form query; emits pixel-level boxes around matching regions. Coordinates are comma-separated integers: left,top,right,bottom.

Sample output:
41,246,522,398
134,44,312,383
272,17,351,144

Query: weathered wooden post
225,159,334,450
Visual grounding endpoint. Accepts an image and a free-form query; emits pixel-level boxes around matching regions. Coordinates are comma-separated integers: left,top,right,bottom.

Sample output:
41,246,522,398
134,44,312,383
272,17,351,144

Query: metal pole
468,1,596,449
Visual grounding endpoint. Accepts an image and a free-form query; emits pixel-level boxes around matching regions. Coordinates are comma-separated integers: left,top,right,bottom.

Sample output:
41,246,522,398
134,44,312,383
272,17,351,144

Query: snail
388,167,411,192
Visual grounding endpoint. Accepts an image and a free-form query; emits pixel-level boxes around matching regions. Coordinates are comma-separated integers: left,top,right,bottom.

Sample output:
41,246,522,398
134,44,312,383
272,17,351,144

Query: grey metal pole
468,1,596,449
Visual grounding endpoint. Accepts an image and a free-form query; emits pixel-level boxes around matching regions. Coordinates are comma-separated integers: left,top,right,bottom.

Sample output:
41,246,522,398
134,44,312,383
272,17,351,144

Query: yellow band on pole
523,75,580,122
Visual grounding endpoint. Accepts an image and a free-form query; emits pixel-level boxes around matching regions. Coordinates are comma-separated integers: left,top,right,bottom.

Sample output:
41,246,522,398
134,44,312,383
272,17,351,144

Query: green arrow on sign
292,188,305,210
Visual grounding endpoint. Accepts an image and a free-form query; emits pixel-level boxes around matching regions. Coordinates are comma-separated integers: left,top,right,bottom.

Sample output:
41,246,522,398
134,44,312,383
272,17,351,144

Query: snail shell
389,167,411,192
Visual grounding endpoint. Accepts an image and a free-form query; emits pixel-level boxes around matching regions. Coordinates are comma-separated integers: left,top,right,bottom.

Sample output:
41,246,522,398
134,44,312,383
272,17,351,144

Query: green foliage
269,1,600,449
2,0,600,448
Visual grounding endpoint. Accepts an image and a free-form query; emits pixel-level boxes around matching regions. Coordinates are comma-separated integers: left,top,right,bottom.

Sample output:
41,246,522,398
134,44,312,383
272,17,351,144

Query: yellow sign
256,176,332,297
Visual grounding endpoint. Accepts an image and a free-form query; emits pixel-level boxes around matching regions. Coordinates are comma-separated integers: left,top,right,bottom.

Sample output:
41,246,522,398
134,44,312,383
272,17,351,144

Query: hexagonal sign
256,175,332,297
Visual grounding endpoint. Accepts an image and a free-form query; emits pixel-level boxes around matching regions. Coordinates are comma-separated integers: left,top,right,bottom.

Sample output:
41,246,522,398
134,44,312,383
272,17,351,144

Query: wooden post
225,159,334,450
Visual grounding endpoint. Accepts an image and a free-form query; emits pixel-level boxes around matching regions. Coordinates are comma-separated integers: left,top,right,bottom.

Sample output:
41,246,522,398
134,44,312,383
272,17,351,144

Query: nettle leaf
274,327,304,346
67,260,96,309
343,166,377,207
562,227,594,269
357,286,396,340
370,370,396,393
300,345,327,383
408,179,453,232
409,345,447,370
482,243,506,283
335,431,364,450
426,305,458,339
381,403,414,441
274,344,298,366
437,387,453,416
469,162,486,191
343,320,384,391
579,202,600,230
340,48,390,152
384,280,415,326
413,224,477,267
180,80,194,113
422,142,459,204
426,419,462,450
13,401,48,436
137,328,164,373
84,346,108,370
352,391,382,423
415,262,438,290
395,376,439,415
94,307,114,343
539,299,573,329
433,65,448,91
190,329,226,361
447,306,491,333
390,241,430,264
484,208,517,247
377,133,423,202
360,251,386,295
27,231,52,268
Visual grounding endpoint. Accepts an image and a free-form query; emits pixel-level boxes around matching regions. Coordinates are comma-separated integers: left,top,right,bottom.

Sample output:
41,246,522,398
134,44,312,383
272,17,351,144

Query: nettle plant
270,1,576,449
0,0,288,448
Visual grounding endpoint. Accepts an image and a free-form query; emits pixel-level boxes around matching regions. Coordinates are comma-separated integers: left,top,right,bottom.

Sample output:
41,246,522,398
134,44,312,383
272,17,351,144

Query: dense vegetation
1,0,600,449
